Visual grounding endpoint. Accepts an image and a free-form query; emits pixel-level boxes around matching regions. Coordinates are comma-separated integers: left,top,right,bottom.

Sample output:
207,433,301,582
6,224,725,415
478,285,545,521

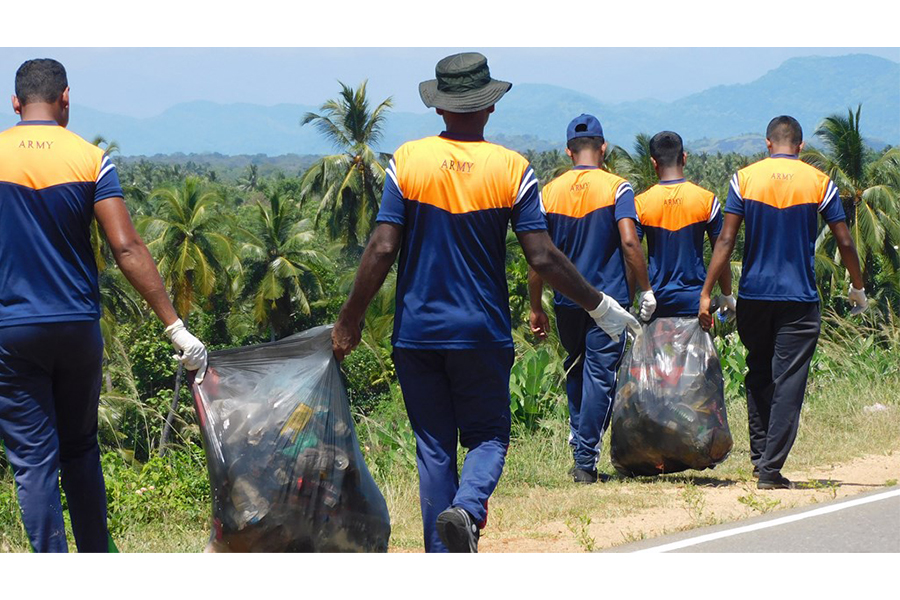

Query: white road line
633,488,900,553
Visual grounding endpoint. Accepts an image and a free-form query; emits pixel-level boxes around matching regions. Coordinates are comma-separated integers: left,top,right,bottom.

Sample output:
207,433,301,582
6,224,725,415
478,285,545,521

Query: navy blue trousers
736,299,821,480
0,321,109,552
555,306,626,471
393,347,514,553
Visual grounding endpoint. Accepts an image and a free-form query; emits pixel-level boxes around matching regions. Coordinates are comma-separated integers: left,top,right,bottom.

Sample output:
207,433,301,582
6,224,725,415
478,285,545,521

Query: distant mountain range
2,54,896,156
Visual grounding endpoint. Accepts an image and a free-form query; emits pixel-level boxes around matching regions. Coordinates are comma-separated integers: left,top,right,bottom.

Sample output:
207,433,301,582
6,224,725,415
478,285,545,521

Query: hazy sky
1,47,897,119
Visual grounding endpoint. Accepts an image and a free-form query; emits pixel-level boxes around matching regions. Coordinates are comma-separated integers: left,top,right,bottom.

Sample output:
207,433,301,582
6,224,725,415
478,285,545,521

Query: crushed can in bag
610,317,733,477
191,325,391,552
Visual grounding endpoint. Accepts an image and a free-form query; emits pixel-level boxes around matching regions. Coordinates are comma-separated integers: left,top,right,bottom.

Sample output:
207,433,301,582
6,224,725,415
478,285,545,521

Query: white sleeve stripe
385,161,402,196
515,177,538,205
100,155,110,169
708,197,721,223
538,190,547,215
96,163,116,183
516,167,536,192
730,174,742,199
819,181,838,212
615,182,633,200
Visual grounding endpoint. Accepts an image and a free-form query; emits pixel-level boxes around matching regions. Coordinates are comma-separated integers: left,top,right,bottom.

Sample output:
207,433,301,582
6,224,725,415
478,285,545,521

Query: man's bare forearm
619,219,650,293
829,221,865,289
338,223,402,324
94,197,178,326
518,231,602,310
702,214,742,297
114,241,179,326
708,234,734,295
527,267,545,312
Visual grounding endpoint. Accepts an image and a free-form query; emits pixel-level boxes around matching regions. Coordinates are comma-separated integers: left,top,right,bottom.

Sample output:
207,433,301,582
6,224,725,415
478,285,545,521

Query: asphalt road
606,486,900,553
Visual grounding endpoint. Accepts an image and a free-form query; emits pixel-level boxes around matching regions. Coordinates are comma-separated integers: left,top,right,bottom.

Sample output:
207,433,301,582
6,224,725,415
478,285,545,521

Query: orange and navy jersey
0,121,124,327
724,154,845,302
376,132,546,349
541,166,636,308
635,179,722,317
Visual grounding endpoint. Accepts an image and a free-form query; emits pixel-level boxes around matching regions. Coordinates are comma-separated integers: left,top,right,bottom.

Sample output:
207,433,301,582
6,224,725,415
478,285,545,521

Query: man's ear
565,147,573,159
487,105,495,114
435,108,445,116
798,141,805,154
601,141,608,157
682,151,688,167
12,95,21,115
765,138,774,153
61,87,70,109
650,157,658,170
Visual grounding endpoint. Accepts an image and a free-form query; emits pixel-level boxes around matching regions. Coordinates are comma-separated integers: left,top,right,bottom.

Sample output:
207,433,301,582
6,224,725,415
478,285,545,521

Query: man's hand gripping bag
191,325,391,552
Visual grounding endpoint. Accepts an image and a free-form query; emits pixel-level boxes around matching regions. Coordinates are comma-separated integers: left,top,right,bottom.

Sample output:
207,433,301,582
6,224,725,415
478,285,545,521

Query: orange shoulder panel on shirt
393,136,528,214
541,168,626,218
0,125,103,190
738,157,828,210
635,181,714,231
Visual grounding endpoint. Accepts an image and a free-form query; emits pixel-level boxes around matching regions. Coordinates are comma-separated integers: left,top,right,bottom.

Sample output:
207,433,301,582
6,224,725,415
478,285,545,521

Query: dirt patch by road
476,451,900,553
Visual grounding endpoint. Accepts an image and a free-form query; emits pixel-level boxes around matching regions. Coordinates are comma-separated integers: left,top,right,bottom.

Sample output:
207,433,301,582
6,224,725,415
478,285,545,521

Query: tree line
90,83,900,462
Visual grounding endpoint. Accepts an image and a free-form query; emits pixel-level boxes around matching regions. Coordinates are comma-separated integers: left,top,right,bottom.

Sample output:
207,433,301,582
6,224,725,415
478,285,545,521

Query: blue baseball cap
567,114,604,141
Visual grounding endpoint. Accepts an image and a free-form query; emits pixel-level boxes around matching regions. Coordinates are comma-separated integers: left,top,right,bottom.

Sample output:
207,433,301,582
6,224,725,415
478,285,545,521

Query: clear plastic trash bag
190,325,391,552
610,317,733,477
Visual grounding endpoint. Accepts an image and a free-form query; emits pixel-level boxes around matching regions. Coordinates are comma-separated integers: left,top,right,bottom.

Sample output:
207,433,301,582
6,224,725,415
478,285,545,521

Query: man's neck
19,104,63,125
769,145,799,157
444,123,485,139
571,152,603,169
657,167,685,182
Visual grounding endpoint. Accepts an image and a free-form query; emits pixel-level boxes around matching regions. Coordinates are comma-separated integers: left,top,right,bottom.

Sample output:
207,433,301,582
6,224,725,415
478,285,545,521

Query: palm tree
300,80,393,255
609,133,657,194
802,105,900,305
235,191,328,340
91,135,120,158
238,164,261,193
138,176,237,456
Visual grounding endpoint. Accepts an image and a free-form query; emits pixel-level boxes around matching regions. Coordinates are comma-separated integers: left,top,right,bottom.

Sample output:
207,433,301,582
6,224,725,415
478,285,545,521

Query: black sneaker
436,507,479,553
757,475,795,490
573,467,599,484
752,466,760,479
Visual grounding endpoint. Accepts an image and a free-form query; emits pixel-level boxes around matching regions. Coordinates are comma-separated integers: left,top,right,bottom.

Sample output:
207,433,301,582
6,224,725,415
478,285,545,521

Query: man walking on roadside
332,53,638,552
635,130,734,319
699,116,867,490
528,114,654,484
0,58,208,552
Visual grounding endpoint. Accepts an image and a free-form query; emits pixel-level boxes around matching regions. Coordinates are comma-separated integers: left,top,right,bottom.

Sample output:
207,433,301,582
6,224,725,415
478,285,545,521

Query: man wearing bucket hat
333,52,638,552
528,114,653,484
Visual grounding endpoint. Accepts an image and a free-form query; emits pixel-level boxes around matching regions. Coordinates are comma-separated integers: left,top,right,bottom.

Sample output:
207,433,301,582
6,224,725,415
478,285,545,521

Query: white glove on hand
718,294,737,322
165,319,208,383
588,294,641,342
848,285,868,315
638,290,657,322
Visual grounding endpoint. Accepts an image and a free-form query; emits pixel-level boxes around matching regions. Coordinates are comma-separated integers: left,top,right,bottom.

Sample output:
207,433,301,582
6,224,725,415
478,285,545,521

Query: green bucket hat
418,52,512,113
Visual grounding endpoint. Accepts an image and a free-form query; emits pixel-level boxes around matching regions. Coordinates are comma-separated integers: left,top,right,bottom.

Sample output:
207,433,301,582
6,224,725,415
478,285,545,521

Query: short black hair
649,131,684,168
15,59,68,105
567,136,604,153
766,115,803,146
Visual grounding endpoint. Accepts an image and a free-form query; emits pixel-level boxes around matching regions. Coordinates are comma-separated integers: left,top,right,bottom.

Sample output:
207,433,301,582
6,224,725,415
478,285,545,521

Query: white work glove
638,290,657,322
718,294,737,322
165,319,208,383
588,294,641,342
848,285,868,315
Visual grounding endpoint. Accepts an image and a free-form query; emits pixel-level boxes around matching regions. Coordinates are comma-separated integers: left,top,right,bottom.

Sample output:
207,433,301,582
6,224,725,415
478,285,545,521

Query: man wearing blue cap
332,56,639,552
529,114,654,483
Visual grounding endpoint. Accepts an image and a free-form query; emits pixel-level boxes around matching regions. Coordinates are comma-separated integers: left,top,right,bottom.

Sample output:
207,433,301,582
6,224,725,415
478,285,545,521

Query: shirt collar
573,165,599,170
659,178,687,185
16,120,60,126
771,153,799,159
439,131,484,142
